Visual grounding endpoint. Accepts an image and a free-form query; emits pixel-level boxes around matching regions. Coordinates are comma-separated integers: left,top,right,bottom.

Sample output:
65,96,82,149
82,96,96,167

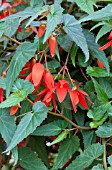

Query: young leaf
66,143,104,170
4,101,48,152
52,136,80,170
47,130,68,146
63,14,89,62
86,67,112,77
92,77,109,104
19,147,48,170
96,122,112,138
6,42,37,97
32,120,68,136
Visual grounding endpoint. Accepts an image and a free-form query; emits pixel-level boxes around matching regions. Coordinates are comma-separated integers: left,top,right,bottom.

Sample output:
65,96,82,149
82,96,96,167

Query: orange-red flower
38,23,46,38
68,86,89,113
55,80,70,103
10,105,19,116
97,60,104,68
43,70,55,90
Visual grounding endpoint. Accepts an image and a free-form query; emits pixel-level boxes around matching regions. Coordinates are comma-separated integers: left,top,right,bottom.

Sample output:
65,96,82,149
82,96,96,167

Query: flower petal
32,63,44,86
10,105,19,116
69,90,79,113
99,40,112,50
78,94,88,109
56,87,67,103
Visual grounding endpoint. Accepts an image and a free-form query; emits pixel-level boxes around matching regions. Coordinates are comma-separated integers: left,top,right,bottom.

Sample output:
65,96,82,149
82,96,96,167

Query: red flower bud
97,60,104,68
38,24,46,38
49,36,56,57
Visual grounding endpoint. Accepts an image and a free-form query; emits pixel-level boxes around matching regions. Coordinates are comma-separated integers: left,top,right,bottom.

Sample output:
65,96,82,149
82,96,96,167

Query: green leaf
90,114,108,128
72,0,94,14
79,4,112,23
96,122,112,138
86,66,112,77
66,143,104,170
52,136,80,170
108,155,112,166
84,30,110,73
96,24,112,42
0,108,16,145
25,5,48,27
91,164,104,170
81,130,95,149
0,19,19,39
43,4,63,42
28,137,50,169
30,0,44,7
47,130,68,146
12,79,34,94
99,78,112,99
87,102,111,121
19,147,48,170
5,101,48,152
92,77,109,104
0,80,34,108
63,14,89,62
0,108,18,164
0,77,6,89
32,120,68,136
6,42,36,97
70,44,78,67
0,90,28,108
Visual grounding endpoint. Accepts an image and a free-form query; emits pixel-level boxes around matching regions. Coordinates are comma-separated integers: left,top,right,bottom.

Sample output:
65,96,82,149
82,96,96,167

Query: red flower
68,86,89,113
0,11,9,19
0,88,3,103
55,80,70,103
99,31,112,50
97,60,104,68
38,23,46,38
43,70,55,90
32,63,44,86
10,105,19,116
48,36,57,57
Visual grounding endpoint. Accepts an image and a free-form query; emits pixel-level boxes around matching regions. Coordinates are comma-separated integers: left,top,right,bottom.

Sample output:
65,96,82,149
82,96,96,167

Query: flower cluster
19,61,92,113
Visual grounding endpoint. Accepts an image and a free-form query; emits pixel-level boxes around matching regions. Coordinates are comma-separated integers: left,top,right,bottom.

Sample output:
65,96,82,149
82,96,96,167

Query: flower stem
2,33,22,45
102,138,108,170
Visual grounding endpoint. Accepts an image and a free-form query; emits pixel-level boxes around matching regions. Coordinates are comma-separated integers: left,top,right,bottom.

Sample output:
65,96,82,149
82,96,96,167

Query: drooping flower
48,36,57,57
43,70,55,90
97,60,104,68
68,85,90,113
55,80,70,103
0,88,3,103
37,23,46,38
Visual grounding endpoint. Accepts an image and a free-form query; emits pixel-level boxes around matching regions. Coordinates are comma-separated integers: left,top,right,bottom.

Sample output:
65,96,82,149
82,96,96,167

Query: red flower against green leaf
10,105,19,116
43,70,55,90
37,23,46,38
68,86,89,113
0,88,3,103
55,80,70,103
49,36,57,57
99,31,112,50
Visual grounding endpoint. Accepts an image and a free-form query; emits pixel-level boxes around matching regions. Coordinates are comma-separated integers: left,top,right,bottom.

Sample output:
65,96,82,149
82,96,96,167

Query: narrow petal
32,63,44,86
25,72,32,81
0,88,3,103
77,90,88,96
43,90,53,103
78,94,88,109
44,71,54,90
69,90,79,113
56,87,67,103
52,93,56,112
99,40,112,50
